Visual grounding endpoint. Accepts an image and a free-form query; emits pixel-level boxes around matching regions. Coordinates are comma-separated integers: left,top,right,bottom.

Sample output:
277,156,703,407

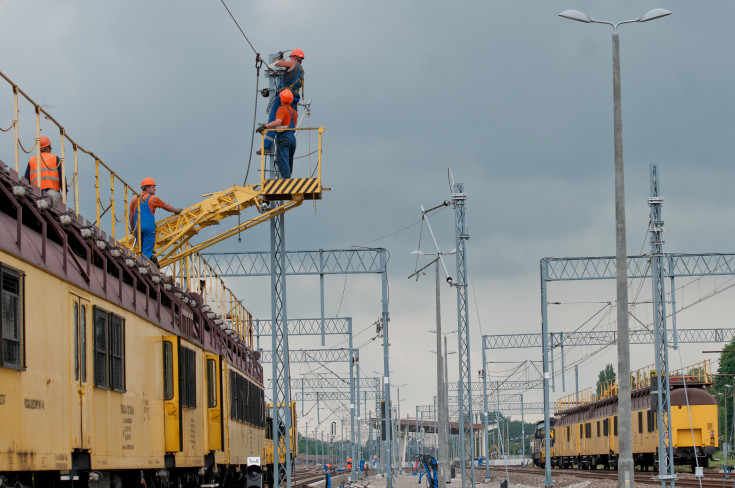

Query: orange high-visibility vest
28,153,61,191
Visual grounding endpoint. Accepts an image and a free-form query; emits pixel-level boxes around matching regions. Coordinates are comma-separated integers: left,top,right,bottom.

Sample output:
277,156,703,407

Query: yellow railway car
535,370,718,472
0,163,266,486
263,401,298,487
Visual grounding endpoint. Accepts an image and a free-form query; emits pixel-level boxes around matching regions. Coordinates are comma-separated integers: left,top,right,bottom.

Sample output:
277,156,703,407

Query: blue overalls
264,64,303,151
131,194,156,258
276,106,297,178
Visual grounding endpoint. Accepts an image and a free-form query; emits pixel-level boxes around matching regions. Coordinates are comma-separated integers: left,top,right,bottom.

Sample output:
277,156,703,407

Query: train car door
69,294,91,450
162,336,181,452
205,354,223,451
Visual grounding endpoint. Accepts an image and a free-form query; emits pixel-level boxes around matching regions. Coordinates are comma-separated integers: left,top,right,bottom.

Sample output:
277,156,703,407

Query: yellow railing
556,359,713,412
259,127,325,182
0,69,255,347
168,248,253,348
0,69,148,255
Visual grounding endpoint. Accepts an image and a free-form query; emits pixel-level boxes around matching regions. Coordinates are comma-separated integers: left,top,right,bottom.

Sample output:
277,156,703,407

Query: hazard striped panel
262,178,322,201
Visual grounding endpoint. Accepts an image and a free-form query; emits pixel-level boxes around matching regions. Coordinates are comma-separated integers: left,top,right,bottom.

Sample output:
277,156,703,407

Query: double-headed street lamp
559,8,671,488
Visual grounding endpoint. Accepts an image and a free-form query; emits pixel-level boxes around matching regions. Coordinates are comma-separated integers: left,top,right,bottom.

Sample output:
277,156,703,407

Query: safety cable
18,137,37,154
0,120,13,132
217,0,259,56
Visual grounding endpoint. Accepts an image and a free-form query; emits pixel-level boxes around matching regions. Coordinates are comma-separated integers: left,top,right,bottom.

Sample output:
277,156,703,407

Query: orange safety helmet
279,89,294,104
141,177,156,188
290,49,305,60
39,136,51,148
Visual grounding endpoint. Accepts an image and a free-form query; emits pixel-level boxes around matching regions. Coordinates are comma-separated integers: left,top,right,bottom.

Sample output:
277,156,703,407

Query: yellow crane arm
119,177,324,267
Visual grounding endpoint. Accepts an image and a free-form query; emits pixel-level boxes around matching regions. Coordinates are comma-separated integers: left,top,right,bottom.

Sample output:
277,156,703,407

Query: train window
178,346,197,408
580,425,583,439
207,359,217,408
638,411,643,434
614,416,618,436
93,307,126,391
603,418,609,437
567,426,570,441
597,421,600,437
585,423,591,439
0,264,25,369
74,302,79,380
110,315,125,391
73,303,88,382
80,305,87,382
163,341,174,400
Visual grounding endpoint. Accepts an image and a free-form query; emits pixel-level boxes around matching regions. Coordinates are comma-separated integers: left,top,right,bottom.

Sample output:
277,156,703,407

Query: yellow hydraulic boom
119,127,326,267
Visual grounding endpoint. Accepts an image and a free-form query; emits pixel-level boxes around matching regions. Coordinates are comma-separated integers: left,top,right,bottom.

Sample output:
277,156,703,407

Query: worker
346,457,352,470
128,177,182,265
256,89,297,178
24,136,63,206
257,48,304,155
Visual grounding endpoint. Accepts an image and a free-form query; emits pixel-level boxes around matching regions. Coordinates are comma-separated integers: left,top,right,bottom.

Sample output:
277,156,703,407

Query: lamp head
559,9,591,23
639,8,671,22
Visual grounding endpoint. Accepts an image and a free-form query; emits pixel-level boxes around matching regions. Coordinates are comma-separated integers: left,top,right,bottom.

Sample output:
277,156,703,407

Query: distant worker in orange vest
128,177,181,265
24,136,63,207
346,457,352,470
256,89,297,178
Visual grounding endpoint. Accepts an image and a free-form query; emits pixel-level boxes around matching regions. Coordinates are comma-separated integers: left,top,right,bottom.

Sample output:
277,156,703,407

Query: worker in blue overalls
257,49,304,156
256,89,297,178
129,177,182,265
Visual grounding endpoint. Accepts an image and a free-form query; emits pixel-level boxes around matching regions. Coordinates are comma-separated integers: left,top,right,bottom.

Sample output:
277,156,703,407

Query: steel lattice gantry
483,328,735,350
540,234,735,484
448,380,543,391
205,248,393,484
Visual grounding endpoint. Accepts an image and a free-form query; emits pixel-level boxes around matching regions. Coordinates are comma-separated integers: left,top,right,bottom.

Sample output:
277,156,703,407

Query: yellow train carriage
263,401,298,487
550,384,717,471
0,163,265,487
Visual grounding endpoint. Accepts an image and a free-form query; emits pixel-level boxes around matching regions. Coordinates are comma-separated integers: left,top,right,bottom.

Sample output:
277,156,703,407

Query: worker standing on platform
129,177,182,265
257,89,297,178
24,136,63,207
257,49,304,155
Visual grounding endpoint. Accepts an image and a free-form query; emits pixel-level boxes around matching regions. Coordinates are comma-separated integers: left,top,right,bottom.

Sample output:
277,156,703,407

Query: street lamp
411,248,456,488
559,8,671,488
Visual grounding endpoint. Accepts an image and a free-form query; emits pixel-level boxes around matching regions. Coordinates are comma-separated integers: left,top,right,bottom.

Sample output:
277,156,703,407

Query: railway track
484,465,735,487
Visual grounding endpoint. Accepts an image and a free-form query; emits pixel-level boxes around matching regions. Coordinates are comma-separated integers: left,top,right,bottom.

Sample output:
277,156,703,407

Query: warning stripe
263,178,320,195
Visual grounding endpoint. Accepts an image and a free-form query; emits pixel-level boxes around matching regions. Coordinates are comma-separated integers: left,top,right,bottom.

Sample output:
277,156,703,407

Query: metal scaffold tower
452,180,474,488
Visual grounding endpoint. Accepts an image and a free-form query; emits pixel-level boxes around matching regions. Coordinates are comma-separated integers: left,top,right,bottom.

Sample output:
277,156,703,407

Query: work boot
150,255,159,267
256,148,272,156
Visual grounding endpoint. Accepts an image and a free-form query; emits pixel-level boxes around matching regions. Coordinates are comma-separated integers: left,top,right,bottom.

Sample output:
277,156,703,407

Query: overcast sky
2,1,735,435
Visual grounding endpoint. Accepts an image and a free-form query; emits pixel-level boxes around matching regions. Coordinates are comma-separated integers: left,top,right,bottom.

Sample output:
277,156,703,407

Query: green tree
596,363,616,396
716,339,735,449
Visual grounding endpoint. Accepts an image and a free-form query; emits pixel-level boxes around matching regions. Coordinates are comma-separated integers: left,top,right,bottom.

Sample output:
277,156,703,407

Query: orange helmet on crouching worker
141,177,156,188
39,136,51,148
279,89,294,104
290,49,304,60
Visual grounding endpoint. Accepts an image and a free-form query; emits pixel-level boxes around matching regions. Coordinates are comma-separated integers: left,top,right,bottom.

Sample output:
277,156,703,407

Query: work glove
256,125,267,134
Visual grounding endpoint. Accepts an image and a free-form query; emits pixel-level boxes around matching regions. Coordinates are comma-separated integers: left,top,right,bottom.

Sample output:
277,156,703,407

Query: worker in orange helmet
257,48,304,156
24,135,64,207
128,177,182,265
256,89,297,178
